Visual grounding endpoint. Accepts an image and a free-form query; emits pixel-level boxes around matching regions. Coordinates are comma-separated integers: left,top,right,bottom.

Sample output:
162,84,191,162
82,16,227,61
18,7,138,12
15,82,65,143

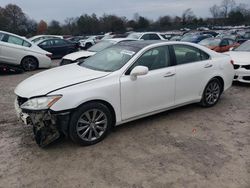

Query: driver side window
127,46,170,74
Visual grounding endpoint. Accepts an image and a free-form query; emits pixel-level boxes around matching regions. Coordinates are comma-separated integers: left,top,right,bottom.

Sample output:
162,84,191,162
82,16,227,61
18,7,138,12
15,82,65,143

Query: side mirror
130,66,149,80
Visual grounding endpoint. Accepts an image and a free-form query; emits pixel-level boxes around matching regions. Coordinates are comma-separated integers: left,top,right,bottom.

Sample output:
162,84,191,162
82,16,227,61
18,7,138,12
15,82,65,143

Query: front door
120,45,176,120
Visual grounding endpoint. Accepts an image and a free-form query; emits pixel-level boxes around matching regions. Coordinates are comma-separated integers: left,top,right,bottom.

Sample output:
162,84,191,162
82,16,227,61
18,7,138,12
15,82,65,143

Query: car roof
105,38,137,43
115,40,164,51
35,38,64,44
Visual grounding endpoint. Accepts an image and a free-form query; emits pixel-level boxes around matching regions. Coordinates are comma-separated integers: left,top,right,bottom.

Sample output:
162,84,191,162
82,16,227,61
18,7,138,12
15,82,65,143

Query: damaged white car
14,41,234,147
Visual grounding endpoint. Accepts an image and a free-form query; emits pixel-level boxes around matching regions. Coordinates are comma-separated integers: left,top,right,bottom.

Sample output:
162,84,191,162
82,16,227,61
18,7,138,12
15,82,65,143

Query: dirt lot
0,62,249,188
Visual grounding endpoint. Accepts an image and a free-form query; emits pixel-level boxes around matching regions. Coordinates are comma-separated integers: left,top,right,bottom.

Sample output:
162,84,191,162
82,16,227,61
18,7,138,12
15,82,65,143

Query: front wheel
200,78,222,107
69,102,113,146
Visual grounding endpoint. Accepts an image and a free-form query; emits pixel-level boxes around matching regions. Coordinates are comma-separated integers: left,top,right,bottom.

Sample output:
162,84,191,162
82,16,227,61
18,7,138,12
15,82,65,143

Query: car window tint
150,34,161,40
221,39,229,46
130,46,171,71
54,39,67,45
173,44,209,65
141,34,150,40
0,33,4,41
7,35,23,46
40,40,53,46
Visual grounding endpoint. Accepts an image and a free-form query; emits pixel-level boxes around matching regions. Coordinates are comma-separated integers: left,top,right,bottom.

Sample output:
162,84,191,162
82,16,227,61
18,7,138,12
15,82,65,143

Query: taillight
46,54,52,59
230,60,234,65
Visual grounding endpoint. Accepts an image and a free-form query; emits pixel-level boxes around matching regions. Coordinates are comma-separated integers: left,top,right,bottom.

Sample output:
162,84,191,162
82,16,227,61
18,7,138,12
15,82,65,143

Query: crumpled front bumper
15,98,71,147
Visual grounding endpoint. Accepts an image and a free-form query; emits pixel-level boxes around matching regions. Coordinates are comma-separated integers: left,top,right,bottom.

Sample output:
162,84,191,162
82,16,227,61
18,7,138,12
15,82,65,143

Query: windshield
88,40,115,52
127,33,142,39
233,41,250,52
80,46,136,72
199,38,220,46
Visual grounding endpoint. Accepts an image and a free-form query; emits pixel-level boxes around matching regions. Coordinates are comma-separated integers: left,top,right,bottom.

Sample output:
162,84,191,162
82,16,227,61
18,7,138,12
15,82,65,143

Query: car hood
15,63,110,98
63,50,96,61
224,51,250,65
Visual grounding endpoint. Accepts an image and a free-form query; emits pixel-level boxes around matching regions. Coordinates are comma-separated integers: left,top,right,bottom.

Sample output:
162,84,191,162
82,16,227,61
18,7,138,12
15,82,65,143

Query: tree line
0,0,250,37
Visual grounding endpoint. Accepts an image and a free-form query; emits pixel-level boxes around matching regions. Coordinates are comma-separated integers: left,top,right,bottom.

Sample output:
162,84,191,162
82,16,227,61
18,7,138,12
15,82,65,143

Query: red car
199,38,239,53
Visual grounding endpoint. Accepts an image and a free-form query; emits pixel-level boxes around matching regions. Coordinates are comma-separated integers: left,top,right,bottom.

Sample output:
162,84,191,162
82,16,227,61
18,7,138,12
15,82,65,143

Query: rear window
173,44,210,65
2,34,31,47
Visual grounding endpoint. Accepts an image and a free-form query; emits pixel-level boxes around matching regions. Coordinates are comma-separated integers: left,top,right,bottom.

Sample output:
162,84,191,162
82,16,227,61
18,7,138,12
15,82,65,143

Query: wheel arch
201,76,225,97
75,99,117,127
212,76,224,94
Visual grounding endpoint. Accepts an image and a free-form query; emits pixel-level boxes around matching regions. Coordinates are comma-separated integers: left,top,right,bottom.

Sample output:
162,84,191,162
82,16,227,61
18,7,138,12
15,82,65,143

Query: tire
200,78,222,107
69,102,113,146
21,57,38,71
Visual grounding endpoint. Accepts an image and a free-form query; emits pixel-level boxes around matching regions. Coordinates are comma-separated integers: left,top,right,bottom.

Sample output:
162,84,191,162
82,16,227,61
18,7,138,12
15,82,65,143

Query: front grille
17,96,28,106
242,65,250,70
233,64,240,69
60,59,74,66
242,76,250,81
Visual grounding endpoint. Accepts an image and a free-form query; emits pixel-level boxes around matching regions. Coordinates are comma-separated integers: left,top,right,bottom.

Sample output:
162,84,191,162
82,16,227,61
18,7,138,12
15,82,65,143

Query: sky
0,0,249,23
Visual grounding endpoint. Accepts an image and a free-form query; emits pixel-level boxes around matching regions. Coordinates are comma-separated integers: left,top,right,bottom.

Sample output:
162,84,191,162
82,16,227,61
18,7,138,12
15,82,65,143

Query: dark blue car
181,34,212,43
36,38,79,59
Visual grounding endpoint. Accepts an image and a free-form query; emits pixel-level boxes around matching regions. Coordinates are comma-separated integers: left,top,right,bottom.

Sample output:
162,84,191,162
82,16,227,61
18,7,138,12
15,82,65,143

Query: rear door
172,44,212,105
53,39,70,57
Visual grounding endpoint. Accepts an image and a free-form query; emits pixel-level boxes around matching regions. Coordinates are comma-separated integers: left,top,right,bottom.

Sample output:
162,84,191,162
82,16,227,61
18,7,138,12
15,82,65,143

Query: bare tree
182,8,196,24
210,5,222,18
221,0,236,18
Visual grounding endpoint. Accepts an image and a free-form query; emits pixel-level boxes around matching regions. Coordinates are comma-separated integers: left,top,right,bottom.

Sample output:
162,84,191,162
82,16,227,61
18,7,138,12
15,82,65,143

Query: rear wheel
21,57,38,71
200,78,222,107
69,102,112,146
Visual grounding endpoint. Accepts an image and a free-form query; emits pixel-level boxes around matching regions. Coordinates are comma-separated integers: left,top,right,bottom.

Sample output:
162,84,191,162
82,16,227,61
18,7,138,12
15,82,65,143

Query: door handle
204,64,213,68
164,72,176,77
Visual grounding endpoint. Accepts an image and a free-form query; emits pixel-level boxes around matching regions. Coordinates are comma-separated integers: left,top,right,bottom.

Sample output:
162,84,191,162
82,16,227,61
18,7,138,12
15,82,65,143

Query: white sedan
225,40,250,83
0,30,52,71
14,41,234,147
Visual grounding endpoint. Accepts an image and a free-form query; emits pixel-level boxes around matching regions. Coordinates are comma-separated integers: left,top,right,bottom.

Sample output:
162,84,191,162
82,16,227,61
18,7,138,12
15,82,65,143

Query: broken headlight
21,95,62,110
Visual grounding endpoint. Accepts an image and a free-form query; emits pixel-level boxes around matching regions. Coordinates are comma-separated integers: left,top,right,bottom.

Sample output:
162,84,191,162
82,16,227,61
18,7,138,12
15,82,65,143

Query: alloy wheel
76,109,108,141
205,81,220,105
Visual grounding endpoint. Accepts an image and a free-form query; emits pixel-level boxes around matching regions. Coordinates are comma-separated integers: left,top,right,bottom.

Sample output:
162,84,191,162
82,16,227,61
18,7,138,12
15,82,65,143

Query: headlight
20,95,62,110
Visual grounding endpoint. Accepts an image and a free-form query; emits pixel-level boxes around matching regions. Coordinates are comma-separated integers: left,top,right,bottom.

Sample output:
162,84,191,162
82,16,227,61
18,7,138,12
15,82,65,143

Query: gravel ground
0,62,249,188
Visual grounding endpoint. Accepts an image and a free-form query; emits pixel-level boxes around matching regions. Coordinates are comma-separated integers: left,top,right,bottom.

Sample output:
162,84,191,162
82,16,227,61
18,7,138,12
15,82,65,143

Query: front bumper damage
15,98,70,147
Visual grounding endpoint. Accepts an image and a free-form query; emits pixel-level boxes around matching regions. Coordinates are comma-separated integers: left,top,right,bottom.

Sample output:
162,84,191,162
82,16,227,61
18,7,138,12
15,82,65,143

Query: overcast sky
0,0,249,23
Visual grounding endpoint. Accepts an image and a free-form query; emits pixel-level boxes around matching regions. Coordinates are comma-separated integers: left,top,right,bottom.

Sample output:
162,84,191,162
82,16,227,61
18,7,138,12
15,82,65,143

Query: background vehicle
225,40,250,83
169,35,183,41
181,34,212,43
29,35,63,43
199,38,239,52
60,38,136,65
0,30,52,71
36,38,79,59
15,41,234,147
127,32,165,40
79,36,97,49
